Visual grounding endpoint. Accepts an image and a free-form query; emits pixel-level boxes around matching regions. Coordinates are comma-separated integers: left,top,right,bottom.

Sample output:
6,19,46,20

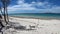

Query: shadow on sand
5,21,37,31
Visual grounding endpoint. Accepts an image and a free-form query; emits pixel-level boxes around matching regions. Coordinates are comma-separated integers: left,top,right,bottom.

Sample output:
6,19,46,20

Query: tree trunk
5,2,9,24
3,3,8,25
0,7,3,16
6,4,9,22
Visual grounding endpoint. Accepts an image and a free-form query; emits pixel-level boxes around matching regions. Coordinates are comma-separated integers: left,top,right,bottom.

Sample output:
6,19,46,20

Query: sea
9,13,60,19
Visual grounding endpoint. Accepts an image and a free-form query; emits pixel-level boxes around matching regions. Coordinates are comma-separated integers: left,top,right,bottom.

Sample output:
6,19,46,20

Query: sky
1,0,60,13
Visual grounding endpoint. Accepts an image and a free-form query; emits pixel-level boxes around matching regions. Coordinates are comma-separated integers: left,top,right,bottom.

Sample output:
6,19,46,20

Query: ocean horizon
9,13,60,19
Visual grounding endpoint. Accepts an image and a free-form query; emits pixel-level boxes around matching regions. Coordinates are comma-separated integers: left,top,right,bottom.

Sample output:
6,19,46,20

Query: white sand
3,17,60,34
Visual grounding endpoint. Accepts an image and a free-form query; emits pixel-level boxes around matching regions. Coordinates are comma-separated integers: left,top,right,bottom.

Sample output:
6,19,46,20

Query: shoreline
5,16,60,34
9,16,60,20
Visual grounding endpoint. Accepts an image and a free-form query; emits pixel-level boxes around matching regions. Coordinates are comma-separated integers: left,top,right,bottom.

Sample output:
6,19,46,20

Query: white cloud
36,2,53,9
38,2,44,6
31,1,36,4
8,0,51,11
17,0,24,4
8,0,36,11
7,0,60,13
36,6,60,13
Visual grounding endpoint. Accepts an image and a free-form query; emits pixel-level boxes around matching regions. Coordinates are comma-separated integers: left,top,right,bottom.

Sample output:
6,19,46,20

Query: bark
6,4,9,22
1,0,10,24
3,3,8,25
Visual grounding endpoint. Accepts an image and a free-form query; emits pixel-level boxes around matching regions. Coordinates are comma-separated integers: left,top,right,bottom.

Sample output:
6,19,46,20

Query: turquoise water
9,13,60,19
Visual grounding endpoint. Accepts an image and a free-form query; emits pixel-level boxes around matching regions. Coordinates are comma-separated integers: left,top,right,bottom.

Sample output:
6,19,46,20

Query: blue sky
4,0,60,13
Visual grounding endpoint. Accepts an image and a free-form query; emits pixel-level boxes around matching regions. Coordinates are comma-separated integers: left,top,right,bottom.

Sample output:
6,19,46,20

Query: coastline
2,16,60,34
7,16,60,34
9,16,60,20
8,13,60,20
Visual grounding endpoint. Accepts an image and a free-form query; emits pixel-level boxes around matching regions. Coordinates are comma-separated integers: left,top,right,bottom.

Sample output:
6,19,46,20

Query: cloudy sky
5,0,60,13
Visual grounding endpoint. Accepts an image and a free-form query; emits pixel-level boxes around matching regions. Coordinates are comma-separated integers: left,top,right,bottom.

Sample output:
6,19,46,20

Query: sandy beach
2,17,60,34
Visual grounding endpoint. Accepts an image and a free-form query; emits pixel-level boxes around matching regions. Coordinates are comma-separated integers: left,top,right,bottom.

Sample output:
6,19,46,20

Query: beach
2,16,60,34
